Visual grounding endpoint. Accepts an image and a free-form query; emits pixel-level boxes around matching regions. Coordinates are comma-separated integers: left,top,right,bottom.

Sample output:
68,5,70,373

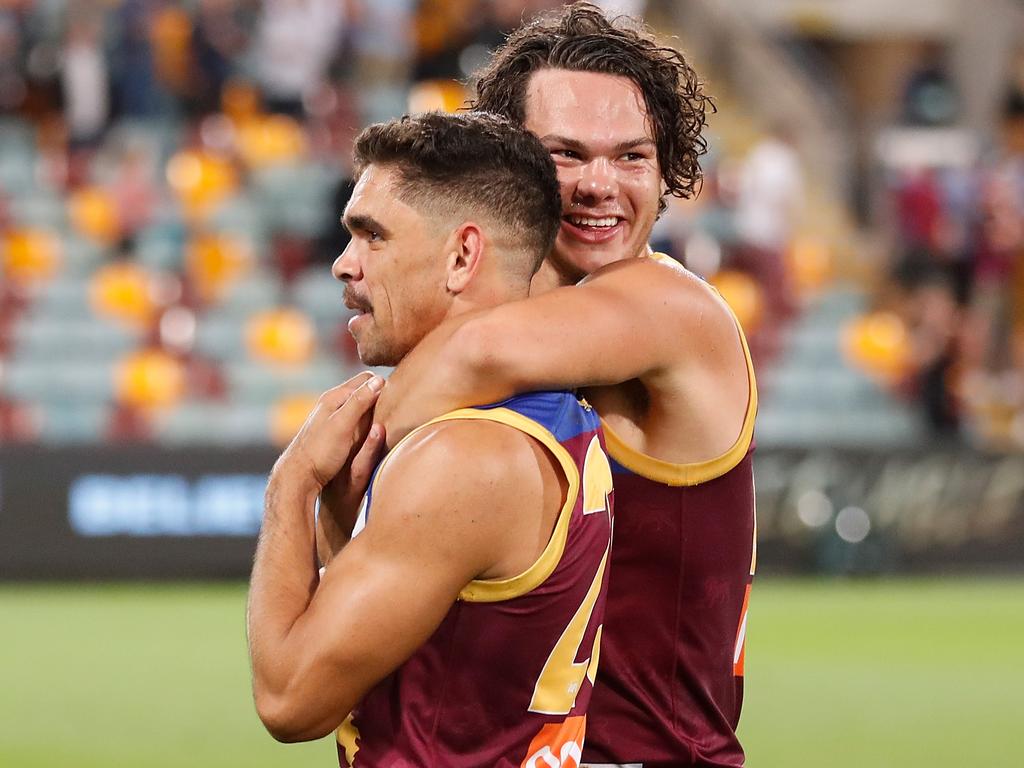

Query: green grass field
1,578,1020,767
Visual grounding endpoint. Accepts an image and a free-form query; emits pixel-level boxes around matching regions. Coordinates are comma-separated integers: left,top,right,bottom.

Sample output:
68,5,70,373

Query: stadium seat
225,355,357,404
11,316,141,362
37,402,109,443
136,223,187,272
9,192,66,231
33,275,95,319
214,269,282,315
193,312,245,360
4,359,115,405
154,400,273,445
291,265,353,333
251,163,339,237
61,236,110,278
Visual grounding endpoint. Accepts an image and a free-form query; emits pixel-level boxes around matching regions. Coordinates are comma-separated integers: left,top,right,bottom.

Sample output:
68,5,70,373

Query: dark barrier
754,449,1024,574
0,445,278,578
2,446,1023,578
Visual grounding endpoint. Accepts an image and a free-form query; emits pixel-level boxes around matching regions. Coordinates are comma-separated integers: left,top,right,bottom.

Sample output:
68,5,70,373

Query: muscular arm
248,419,559,743
378,257,746,444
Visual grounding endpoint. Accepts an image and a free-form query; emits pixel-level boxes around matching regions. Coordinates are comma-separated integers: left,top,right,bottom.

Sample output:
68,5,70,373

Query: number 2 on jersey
528,437,613,715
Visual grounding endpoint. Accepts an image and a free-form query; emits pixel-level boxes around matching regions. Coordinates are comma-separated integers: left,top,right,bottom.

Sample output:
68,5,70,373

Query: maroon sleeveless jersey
337,391,614,768
582,260,758,767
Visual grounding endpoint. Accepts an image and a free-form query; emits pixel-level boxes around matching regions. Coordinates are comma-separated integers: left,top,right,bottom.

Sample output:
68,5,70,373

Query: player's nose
332,243,361,282
575,157,617,203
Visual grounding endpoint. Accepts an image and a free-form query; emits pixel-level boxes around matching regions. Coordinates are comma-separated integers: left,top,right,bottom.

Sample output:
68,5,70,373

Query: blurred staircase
647,2,919,448
756,287,925,448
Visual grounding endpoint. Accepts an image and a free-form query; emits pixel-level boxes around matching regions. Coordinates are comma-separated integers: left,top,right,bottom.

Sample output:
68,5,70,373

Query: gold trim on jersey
600,251,758,487
372,406,581,604
336,713,359,766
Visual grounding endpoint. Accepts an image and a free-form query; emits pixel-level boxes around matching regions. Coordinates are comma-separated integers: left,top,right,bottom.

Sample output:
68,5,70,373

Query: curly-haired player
379,3,757,766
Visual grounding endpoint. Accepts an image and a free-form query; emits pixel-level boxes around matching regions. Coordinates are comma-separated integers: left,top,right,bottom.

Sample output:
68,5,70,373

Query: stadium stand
0,0,1020,453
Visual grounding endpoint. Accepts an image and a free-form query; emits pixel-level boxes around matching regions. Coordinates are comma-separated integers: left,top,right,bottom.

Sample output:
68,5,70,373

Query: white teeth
569,216,619,228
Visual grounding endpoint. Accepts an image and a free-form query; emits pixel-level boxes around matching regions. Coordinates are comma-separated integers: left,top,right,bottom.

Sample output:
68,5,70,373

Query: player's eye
367,230,382,242
552,149,580,160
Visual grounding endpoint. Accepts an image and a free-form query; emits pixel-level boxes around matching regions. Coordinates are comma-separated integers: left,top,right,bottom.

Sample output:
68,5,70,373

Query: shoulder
584,256,742,350
366,417,562,577
371,417,559,525
382,418,545,486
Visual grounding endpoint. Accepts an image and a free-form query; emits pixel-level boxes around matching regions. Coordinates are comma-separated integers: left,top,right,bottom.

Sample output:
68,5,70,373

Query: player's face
524,69,663,280
333,165,451,366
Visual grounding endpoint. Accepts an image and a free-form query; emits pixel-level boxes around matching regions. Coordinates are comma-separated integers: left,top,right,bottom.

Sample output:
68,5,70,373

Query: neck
530,257,578,296
449,271,531,319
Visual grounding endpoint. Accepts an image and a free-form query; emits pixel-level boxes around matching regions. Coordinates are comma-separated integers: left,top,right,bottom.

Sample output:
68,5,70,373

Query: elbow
253,688,336,744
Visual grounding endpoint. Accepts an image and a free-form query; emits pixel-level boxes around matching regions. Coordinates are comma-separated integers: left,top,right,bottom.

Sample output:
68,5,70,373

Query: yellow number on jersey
528,437,613,715
581,435,613,517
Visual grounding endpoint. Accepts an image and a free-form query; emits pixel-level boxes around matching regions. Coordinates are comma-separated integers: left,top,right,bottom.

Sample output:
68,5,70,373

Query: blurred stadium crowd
877,80,1024,447
0,0,1021,450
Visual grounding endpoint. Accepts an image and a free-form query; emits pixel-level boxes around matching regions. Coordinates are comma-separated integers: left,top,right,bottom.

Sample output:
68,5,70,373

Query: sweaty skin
377,255,748,462
376,70,749,460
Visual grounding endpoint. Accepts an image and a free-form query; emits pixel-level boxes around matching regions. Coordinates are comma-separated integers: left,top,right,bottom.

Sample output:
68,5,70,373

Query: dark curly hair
353,111,562,275
472,1,712,214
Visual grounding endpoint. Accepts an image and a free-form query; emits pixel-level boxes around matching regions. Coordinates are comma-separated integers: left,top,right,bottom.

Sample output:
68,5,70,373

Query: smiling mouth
564,214,623,230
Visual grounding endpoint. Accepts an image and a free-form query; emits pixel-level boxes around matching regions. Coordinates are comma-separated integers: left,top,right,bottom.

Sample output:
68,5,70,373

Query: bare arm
248,418,553,742
378,257,744,443
247,373,383,738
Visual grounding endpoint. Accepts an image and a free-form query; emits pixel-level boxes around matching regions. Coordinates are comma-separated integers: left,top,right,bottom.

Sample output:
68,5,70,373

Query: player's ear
445,222,484,294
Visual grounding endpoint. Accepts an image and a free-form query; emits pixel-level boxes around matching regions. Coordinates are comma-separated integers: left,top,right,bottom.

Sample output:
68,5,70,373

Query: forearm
247,464,321,707
377,313,516,444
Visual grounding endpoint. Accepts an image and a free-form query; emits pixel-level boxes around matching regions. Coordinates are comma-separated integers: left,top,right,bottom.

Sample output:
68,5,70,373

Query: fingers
347,423,387,497
280,375,386,491
318,371,376,410
326,375,384,427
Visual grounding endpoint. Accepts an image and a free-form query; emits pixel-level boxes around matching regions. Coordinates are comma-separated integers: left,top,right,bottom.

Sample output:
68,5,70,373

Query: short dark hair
473,1,712,214
352,111,562,275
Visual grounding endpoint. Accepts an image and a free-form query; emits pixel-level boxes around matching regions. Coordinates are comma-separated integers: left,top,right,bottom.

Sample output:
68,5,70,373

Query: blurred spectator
735,128,805,257
110,0,165,118
972,90,1024,375
348,0,413,122
905,272,962,436
0,5,27,113
733,127,803,325
412,0,477,80
110,145,158,241
61,11,109,149
253,0,347,117
902,43,959,128
189,0,252,116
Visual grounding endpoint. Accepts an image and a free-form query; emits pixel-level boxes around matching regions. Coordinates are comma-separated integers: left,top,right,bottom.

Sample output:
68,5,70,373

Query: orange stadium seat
114,348,187,410
68,186,121,245
244,307,316,366
841,311,912,383
89,262,159,329
269,393,320,447
185,232,253,304
2,229,62,285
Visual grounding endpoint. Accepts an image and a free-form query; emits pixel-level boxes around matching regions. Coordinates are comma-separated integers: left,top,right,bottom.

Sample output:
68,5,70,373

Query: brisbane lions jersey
582,254,758,768
337,391,614,768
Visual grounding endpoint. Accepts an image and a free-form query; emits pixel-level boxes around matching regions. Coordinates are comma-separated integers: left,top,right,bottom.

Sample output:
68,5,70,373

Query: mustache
343,288,373,314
